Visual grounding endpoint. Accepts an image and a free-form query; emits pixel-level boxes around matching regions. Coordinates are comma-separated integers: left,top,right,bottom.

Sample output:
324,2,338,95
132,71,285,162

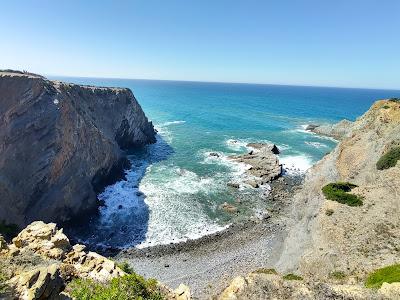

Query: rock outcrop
229,143,282,185
1,221,190,299
307,119,353,140
220,99,400,299
219,271,392,300
0,71,156,227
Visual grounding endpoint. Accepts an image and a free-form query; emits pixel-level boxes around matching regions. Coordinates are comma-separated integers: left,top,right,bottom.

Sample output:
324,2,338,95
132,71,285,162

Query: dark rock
246,143,280,154
209,152,220,157
0,71,156,227
227,182,240,189
305,124,319,131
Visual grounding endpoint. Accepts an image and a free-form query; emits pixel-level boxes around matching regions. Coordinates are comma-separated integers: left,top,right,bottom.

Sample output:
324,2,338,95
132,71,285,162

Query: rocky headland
219,99,400,299
0,71,156,228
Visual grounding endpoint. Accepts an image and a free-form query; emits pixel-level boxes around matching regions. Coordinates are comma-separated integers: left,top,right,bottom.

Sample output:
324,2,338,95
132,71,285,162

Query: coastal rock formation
220,99,400,299
0,71,156,227
277,100,400,280
230,143,282,185
219,272,387,300
306,119,353,140
1,221,190,299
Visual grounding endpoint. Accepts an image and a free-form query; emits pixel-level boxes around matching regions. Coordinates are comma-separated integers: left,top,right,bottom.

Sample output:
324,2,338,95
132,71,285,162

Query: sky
1,0,399,89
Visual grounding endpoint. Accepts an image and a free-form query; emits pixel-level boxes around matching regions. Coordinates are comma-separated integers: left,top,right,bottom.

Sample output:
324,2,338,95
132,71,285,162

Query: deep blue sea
51,76,400,248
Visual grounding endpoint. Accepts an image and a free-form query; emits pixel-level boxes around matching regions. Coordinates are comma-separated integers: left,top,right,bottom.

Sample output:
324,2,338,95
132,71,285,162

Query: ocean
51,76,400,249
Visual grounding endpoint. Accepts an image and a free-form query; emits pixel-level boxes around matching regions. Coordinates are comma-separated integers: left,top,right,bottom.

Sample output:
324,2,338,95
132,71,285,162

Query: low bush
376,147,400,170
0,221,19,240
382,105,390,109
365,264,400,288
329,271,346,280
283,273,303,281
68,273,164,300
254,268,278,275
117,261,134,275
389,98,400,102
322,182,363,206
0,267,11,296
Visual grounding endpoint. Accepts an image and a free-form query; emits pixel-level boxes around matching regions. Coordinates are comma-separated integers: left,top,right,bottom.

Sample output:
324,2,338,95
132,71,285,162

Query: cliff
219,99,400,299
0,71,156,227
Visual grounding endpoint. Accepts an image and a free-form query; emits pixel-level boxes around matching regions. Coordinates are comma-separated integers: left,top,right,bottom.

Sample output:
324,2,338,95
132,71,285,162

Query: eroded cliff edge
0,71,156,227
219,99,400,299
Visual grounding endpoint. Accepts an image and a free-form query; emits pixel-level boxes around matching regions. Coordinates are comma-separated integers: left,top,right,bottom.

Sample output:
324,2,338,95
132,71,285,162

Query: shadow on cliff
65,134,174,253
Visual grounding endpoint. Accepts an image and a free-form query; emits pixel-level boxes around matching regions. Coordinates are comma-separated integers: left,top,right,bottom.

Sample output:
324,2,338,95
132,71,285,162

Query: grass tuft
388,98,400,102
283,273,303,281
365,264,400,288
322,182,363,206
117,262,134,275
329,271,346,280
68,273,164,300
376,147,400,170
254,268,278,275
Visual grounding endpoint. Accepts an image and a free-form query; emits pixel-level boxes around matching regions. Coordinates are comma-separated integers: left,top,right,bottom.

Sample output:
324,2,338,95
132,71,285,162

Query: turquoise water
53,76,400,248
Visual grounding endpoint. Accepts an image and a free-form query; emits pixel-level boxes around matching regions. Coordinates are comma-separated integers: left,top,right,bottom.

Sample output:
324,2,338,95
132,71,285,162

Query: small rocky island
0,71,156,227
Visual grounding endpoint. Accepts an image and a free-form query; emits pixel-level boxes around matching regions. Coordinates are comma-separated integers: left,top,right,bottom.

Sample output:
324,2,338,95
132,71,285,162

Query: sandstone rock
63,244,125,282
0,71,156,227
0,234,8,251
9,264,64,300
174,284,191,300
12,221,71,259
379,282,400,299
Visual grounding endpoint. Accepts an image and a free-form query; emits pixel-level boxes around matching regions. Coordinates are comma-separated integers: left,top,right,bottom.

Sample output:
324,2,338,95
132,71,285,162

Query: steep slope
0,71,156,227
219,99,400,299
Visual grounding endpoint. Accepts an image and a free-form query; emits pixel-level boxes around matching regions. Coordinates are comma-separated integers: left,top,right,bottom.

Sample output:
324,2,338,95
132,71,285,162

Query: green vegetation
254,268,278,275
117,262,134,275
69,273,164,300
325,209,334,216
0,221,19,240
365,264,400,288
0,267,10,296
322,182,363,206
329,271,346,280
283,273,303,281
376,147,400,170
382,105,390,109
389,98,400,102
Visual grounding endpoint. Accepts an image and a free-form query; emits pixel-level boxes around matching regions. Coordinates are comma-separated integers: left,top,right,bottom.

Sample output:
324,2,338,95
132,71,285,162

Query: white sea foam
304,141,329,149
136,165,228,248
280,154,313,174
161,120,186,126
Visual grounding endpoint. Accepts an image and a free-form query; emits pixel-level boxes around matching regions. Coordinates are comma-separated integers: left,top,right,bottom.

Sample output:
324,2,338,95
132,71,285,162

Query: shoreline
113,174,302,299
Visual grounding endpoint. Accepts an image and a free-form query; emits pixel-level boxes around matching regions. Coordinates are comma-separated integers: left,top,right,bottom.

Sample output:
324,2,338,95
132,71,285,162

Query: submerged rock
0,71,156,227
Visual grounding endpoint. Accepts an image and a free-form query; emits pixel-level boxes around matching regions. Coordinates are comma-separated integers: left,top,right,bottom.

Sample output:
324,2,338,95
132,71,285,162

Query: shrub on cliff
68,273,163,300
376,147,400,170
322,182,363,206
389,97,400,102
365,264,400,288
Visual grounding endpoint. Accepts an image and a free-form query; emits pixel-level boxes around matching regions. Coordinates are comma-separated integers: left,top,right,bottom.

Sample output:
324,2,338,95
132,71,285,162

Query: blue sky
1,0,399,89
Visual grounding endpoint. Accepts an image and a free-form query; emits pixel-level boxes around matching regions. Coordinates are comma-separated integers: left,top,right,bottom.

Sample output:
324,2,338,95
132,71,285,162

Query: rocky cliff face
0,71,156,227
220,99,400,299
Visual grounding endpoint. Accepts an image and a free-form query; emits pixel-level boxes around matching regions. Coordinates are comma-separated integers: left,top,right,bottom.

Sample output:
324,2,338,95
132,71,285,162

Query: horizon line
44,72,400,92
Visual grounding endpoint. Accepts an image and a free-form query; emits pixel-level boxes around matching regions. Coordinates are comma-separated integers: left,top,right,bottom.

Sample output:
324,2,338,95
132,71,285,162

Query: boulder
0,71,156,227
227,182,240,189
63,244,126,282
174,284,191,300
9,264,64,300
12,221,71,259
